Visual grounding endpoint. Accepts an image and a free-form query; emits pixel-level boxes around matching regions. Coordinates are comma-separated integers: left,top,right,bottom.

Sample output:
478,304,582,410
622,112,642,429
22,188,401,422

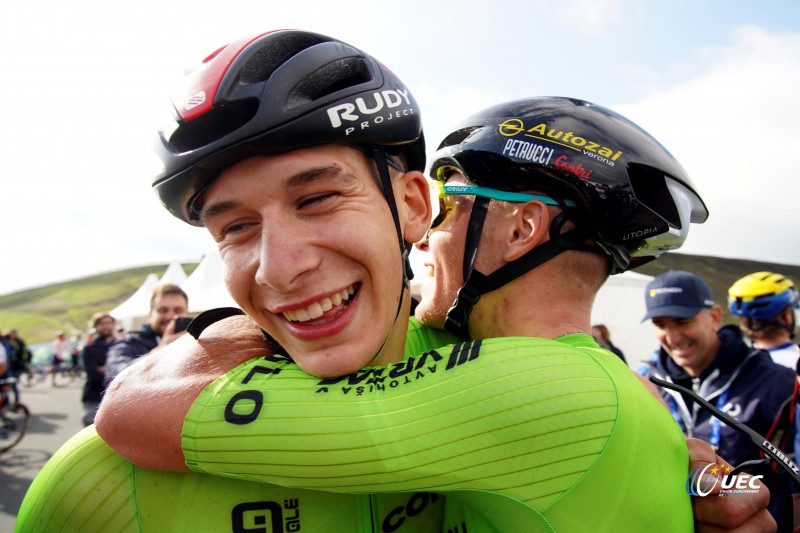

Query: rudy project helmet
152,30,425,225
728,272,799,320
430,97,709,337
431,97,708,272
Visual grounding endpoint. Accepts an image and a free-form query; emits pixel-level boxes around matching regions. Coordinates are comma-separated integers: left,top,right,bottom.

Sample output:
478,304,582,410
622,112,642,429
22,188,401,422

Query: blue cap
643,270,715,320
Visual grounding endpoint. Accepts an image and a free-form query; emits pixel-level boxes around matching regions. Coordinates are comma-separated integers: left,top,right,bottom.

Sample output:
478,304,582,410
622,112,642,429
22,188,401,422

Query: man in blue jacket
105,284,189,384
638,269,798,530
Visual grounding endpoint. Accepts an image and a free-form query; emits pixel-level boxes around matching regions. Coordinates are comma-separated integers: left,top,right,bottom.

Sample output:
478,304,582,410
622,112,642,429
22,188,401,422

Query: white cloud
614,26,800,265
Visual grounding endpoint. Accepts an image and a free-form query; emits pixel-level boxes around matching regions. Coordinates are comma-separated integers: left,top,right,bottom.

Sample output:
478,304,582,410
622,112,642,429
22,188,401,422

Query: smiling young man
198,144,429,378
17,30,453,533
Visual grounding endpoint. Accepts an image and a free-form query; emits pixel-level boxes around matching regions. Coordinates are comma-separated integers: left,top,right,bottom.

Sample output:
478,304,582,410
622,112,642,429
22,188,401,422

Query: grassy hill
0,253,797,345
0,264,197,344
634,254,800,324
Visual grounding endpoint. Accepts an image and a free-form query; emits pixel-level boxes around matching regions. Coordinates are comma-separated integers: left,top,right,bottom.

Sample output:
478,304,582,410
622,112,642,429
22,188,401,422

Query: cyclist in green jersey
20,29,772,532
98,87,764,529
17,29,452,533
98,34,770,531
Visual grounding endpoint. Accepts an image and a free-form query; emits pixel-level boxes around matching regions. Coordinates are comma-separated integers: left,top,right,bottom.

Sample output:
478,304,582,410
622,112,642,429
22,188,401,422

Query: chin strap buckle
444,271,487,339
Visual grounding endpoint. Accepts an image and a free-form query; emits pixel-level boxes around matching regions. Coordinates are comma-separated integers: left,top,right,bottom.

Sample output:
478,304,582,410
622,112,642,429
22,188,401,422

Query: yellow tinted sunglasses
429,181,575,228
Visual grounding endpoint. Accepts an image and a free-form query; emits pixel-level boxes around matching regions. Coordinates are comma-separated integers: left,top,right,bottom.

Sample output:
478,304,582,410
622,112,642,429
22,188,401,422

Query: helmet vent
436,127,479,150
628,164,681,229
169,99,259,152
286,57,372,109
240,33,327,85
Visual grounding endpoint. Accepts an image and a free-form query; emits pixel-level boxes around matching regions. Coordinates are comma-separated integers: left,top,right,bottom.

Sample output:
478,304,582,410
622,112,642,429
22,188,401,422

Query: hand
158,318,189,348
688,438,776,532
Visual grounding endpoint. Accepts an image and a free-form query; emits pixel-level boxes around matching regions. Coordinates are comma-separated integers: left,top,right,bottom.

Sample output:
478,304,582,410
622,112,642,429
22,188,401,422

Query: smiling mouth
282,284,358,325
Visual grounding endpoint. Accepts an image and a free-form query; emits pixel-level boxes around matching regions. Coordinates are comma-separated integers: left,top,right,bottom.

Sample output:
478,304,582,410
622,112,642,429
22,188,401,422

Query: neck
468,268,594,340
372,288,411,365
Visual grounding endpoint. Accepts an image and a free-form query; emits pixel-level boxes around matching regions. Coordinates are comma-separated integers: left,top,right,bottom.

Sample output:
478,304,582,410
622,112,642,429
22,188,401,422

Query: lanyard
667,388,729,447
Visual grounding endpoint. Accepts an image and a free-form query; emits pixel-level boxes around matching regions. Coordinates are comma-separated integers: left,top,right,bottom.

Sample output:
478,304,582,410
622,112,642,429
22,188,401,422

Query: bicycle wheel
0,403,31,453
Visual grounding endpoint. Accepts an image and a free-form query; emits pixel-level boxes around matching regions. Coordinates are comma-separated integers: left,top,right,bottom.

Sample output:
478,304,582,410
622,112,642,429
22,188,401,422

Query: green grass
635,253,800,325
0,264,197,344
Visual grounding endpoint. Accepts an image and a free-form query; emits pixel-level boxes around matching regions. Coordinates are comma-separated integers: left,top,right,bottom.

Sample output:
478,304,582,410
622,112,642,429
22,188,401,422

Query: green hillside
634,254,800,324
0,264,197,344
0,252,797,345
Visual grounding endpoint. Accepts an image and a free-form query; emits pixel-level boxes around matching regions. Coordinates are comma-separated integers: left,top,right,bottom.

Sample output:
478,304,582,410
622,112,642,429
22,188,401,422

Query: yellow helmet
728,271,798,320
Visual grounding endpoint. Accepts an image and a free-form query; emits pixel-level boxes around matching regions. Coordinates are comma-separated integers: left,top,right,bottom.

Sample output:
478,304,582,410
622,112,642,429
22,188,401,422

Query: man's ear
503,201,552,262
397,171,432,244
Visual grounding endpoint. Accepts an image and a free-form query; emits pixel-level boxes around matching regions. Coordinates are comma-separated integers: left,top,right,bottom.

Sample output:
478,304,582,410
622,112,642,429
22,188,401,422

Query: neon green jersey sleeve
183,334,693,531
16,426,446,532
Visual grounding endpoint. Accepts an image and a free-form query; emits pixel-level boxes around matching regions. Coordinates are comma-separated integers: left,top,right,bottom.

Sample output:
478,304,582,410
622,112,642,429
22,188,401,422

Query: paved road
0,377,85,532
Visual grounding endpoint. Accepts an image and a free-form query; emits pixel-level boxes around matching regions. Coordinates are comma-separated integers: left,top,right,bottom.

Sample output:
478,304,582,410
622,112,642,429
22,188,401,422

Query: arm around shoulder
95,314,271,471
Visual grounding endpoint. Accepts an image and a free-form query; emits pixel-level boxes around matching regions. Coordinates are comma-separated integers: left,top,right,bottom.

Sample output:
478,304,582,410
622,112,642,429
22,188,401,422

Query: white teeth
282,285,355,323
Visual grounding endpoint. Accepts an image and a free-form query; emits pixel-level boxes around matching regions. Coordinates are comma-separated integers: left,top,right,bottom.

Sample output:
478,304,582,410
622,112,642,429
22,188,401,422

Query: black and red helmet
430,97,709,272
152,30,424,225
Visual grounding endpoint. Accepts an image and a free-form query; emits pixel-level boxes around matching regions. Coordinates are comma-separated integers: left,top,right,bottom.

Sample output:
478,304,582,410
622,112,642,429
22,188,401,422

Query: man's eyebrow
283,164,359,190
199,165,360,224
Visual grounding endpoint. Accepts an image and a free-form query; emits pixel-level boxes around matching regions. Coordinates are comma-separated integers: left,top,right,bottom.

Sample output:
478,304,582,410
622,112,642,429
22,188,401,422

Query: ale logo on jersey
686,463,763,497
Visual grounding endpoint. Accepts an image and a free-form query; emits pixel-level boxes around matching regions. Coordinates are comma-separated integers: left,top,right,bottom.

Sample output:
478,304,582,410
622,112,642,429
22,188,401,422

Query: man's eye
298,192,337,209
221,221,252,237
431,204,453,229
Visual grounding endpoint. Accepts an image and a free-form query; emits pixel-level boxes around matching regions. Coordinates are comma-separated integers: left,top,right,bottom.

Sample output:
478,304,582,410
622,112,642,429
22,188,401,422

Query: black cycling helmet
152,29,425,225
430,97,709,337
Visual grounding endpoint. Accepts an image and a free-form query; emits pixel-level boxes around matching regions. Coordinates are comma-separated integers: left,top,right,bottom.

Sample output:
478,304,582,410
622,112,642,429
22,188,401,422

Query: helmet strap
366,147,412,364
443,204,592,339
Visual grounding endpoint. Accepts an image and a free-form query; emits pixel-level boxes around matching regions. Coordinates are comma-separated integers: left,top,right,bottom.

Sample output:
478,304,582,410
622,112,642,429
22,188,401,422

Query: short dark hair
90,312,115,328
150,284,189,310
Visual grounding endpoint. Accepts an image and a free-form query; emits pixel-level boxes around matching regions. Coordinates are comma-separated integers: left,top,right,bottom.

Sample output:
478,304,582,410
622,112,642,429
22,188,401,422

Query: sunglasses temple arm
649,376,800,484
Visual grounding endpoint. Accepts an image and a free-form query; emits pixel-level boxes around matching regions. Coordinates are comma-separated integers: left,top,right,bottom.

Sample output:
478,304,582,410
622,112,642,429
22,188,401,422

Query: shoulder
16,427,136,530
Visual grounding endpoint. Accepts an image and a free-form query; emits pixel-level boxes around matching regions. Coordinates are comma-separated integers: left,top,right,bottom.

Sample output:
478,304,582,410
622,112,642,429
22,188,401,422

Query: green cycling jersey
182,331,692,531
15,426,445,532
18,320,693,531
15,318,454,533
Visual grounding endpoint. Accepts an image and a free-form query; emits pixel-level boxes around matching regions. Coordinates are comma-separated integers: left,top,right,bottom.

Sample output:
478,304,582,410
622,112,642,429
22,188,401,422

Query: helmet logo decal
501,139,554,165
555,155,593,180
185,91,207,111
327,90,413,133
498,119,623,167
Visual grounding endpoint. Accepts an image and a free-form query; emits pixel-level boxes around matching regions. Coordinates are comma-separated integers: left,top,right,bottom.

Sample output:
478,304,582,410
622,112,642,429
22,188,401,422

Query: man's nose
254,226,322,292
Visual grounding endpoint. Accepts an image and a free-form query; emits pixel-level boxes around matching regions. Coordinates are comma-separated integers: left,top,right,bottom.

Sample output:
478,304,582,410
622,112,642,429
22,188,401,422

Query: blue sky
1,0,799,296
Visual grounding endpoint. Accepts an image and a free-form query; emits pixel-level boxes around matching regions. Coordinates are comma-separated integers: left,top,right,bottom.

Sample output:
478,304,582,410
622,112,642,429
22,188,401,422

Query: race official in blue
638,269,798,530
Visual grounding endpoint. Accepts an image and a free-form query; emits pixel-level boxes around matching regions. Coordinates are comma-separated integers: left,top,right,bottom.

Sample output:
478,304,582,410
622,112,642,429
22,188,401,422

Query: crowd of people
10,28,800,532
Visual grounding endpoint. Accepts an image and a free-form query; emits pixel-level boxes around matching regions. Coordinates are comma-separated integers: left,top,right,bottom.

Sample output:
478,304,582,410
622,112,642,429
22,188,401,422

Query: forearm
96,314,270,471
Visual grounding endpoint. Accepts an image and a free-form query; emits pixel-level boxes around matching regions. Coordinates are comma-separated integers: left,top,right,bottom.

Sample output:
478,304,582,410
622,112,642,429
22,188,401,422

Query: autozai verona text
498,118,622,167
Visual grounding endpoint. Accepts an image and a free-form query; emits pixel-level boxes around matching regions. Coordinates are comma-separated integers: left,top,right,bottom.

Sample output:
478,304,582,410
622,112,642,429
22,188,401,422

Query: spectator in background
6,329,32,384
0,333,8,377
50,330,69,386
638,269,798,530
591,324,627,364
104,284,188,384
80,312,117,426
728,271,800,371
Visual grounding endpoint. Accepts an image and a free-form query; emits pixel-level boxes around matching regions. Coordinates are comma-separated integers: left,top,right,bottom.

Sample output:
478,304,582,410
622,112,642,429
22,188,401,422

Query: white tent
159,262,188,286
109,272,160,332
181,249,237,313
591,271,658,369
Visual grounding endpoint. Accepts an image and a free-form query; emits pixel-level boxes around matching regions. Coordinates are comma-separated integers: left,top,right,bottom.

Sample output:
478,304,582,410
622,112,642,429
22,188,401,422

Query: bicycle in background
0,377,31,453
